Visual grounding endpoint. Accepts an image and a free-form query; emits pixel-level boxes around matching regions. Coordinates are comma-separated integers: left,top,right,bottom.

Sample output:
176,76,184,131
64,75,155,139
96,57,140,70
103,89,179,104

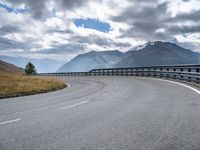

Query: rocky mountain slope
57,41,200,72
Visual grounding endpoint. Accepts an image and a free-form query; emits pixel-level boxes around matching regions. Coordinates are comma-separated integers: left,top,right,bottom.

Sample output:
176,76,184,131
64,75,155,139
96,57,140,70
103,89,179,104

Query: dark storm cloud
168,25,200,34
112,0,200,46
27,0,47,19
168,10,200,22
182,0,191,2
5,0,47,19
0,25,20,35
113,1,168,22
58,0,88,9
0,36,26,50
5,0,87,19
114,42,132,48
127,0,159,3
118,26,170,41
0,35,41,51
112,1,170,40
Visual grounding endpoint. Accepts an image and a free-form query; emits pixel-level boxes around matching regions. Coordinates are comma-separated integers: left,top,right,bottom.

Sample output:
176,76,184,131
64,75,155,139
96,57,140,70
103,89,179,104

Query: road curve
0,76,200,150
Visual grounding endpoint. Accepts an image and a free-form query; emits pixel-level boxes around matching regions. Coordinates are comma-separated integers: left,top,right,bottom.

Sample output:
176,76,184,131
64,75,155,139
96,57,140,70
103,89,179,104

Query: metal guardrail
37,64,200,84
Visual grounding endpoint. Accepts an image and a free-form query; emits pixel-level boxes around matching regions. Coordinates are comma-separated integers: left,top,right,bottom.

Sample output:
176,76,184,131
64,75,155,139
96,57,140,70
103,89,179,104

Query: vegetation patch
0,72,66,99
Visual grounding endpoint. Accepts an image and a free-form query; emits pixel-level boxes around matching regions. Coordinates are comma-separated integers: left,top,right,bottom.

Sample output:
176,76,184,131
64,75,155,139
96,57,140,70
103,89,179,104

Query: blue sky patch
0,3,28,14
74,18,111,33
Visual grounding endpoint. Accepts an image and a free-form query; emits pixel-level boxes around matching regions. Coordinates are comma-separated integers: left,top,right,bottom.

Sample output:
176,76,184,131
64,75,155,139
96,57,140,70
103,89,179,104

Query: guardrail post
141,68,144,76
135,68,138,76
131,69,133,76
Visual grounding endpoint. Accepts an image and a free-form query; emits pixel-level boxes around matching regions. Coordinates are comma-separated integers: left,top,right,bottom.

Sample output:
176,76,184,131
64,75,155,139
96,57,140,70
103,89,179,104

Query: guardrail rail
37,64,200,84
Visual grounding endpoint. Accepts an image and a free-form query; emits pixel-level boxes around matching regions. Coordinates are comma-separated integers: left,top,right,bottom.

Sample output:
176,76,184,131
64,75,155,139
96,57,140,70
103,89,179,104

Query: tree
25,62,37,75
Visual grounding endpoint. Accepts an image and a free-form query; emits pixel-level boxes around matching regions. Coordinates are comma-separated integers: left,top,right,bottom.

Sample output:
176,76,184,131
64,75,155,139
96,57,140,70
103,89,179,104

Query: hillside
57,50,124,72
0,60,25,74
0,56,64,73
0,72,66,98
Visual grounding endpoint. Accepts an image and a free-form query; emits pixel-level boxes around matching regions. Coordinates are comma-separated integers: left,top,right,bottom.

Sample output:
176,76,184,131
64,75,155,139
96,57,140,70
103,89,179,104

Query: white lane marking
150,78,200,95
66,83,71,88
0,118,21,126
60,101,89,110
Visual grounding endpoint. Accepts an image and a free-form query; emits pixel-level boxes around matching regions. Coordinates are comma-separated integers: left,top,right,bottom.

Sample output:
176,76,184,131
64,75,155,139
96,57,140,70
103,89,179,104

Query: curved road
0,76,200,150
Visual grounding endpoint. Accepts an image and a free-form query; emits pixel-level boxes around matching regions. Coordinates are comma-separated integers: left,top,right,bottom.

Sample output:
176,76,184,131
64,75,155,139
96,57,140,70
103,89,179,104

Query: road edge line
0,118,21,126
145,77,200,95
66,83,71,88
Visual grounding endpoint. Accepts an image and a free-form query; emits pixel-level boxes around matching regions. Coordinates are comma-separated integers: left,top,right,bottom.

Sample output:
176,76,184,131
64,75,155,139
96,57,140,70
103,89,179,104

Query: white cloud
168,0,200,16
0,0,200,61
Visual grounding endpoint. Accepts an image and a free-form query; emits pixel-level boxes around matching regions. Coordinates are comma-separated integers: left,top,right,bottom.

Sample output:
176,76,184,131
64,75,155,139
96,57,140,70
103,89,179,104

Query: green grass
0,72,66,99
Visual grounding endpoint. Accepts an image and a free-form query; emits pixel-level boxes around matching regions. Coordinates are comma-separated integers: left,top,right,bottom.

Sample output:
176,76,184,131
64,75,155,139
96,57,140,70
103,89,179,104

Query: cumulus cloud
0,0,200,61
111,0,200,50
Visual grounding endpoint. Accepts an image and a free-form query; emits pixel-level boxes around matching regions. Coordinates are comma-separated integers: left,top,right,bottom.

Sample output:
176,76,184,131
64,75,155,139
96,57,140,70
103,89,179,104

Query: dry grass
0,72,66,99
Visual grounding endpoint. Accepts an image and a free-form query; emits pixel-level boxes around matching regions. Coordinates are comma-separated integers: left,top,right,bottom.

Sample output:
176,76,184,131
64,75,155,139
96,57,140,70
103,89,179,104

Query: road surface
0,76,200,150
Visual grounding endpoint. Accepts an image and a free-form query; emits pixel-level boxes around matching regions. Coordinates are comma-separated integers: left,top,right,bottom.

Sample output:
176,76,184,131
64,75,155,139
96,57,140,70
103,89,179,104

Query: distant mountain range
0,56,65,73
1,41,200,73
57,50,124,72
57,41,200,72
0,60,24,74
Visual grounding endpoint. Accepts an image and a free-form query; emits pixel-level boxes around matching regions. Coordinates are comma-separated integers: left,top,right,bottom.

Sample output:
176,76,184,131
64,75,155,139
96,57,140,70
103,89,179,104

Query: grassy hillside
0,72,66,99
0,60,25,74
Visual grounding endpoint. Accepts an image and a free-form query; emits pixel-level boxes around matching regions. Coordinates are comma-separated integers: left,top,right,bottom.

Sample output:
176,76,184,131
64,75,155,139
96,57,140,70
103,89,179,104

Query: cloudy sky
0,0,200,61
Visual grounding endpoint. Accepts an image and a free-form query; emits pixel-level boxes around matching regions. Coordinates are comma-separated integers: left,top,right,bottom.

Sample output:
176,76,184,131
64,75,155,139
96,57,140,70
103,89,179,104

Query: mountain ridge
0,60,25,74
115,41,200,68
57,41,200,72
57,50,125,72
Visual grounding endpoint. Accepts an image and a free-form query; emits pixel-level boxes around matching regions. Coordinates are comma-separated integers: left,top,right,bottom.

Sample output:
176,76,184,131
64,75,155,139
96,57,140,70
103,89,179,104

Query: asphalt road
0,76,200,150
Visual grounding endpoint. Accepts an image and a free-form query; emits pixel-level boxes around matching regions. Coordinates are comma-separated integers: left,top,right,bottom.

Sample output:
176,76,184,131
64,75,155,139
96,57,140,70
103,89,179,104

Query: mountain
57,50,124,72
115,41,200,67
0,56,65,73
0,60,24,74
57,41,200,72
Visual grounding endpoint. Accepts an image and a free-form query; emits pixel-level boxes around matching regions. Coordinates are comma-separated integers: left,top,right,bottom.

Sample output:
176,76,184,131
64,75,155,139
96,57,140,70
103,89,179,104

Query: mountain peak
57,41,200,72
115,41,200,68
135,41,189,52
135,41,163,51
57,50,125,72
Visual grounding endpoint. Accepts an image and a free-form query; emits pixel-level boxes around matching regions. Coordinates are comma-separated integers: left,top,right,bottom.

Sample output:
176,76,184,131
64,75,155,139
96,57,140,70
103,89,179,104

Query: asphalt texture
0,76,200,150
